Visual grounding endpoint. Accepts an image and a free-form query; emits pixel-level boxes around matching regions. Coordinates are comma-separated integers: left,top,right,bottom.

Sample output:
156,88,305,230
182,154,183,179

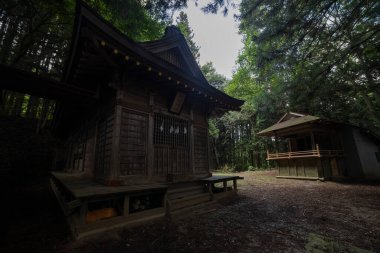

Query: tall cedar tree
201,62,227,90
235,0,380,135
176,11,200,61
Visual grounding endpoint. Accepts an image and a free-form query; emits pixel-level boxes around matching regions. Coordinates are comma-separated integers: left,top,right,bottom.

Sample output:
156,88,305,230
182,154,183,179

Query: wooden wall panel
193,110,207,127
278,162,288,176
95,108,114,179
154,146,189,176
304,158,318,177
121,85,150,112
288,160,296,175
83,126,96,175
277,158,319,178
65,128,87,173
119,109,148,176
194,126,209,173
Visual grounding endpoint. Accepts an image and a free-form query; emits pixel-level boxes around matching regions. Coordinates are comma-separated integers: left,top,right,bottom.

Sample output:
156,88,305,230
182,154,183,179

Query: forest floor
3,170,380,253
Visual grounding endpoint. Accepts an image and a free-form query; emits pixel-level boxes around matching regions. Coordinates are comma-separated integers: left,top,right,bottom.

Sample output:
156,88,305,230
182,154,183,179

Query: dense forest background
0,0,379,172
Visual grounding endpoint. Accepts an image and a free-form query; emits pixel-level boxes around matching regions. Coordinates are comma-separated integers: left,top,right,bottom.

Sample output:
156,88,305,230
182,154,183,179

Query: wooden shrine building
47,2,244,239
258,112,380,181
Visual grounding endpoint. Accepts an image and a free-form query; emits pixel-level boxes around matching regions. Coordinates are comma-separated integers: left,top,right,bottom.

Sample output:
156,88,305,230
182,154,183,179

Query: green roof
258,115,321,136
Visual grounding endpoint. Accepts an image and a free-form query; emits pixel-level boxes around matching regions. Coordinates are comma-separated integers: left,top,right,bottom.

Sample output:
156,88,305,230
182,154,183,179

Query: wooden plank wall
94,106,115,179
119,109,148,176
63,119,96,175
121,85,150,112
193,127,209,173
154,146,190,175
277,158,318,177
83,126,96,175
192,105,209,174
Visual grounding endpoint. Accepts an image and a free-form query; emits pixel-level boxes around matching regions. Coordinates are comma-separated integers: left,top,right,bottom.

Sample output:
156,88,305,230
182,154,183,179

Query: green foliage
176,11,200,61
201,62,227,90
0,0,75,76
218,164,237,173
211,0,379,172
144,0,187,23
84,0,167,41
201,0,237,16
208,118,219,138
237,0,380,135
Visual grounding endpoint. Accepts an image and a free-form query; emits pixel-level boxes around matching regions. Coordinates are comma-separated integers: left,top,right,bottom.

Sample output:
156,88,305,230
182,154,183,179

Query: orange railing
266,145,344,160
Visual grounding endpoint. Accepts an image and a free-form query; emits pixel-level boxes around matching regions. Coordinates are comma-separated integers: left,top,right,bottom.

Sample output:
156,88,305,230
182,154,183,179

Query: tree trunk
12,93,24,116
0,16,19,64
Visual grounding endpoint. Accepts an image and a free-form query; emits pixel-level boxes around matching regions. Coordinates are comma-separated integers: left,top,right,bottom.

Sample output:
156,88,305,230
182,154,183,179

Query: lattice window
154,114,189,147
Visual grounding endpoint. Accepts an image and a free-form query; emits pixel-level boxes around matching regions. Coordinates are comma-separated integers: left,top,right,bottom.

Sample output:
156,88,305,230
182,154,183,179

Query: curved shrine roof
63,2,244,110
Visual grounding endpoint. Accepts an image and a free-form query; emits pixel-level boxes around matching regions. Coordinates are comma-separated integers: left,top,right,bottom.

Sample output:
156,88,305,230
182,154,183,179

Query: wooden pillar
108,85,125,181
208,183,213,200
316,158,323,179
302,158,306,177
190,108,195,175
288,139,292,152
147,92,154,180
110,104,122,180
93,119,99,180
207,121,211,174
275,134,279,153
310,131,316,150
165,193,171,217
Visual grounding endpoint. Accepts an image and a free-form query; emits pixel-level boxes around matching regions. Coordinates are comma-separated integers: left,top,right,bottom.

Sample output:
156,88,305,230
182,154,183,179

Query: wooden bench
200,175,244,200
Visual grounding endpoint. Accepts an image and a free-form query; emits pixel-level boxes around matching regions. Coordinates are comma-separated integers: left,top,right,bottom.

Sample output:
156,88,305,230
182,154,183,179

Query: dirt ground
3,170,380,253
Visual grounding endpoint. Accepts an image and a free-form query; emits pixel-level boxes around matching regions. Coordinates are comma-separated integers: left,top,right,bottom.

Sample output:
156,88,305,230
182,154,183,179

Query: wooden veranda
51,172,243,239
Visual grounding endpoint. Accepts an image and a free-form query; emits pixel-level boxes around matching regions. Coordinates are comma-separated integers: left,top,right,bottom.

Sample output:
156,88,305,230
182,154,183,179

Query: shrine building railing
266,145,344,160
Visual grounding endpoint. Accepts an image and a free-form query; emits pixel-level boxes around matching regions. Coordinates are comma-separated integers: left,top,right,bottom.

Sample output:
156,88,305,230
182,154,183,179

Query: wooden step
170,200,219,220
167,186,206,200
167,184,203,194
169,193,211,211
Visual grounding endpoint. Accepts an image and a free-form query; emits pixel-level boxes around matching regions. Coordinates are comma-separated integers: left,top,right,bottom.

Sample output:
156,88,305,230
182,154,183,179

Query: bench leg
233,179,237,191
208,183,214,200
123,195,130,217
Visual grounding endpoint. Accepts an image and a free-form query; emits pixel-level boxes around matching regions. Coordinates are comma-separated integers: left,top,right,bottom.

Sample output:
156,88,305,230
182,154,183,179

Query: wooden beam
276,176,320,180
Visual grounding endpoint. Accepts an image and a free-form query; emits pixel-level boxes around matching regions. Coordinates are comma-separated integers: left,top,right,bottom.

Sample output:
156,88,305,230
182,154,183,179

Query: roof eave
69,2,244,109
